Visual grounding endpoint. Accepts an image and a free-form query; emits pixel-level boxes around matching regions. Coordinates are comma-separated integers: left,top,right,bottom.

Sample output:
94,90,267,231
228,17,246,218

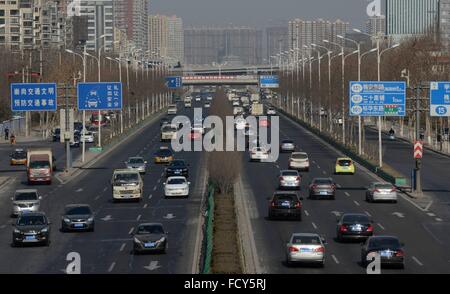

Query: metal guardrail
202,184,215,274
0,117,25,137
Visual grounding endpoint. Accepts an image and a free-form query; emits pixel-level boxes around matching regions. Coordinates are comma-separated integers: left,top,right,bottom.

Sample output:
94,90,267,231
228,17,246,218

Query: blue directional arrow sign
349,81,406,117
430,82,450,117
11,83,58,111
165,76,182,89
77,82,122,111
260,75,279,88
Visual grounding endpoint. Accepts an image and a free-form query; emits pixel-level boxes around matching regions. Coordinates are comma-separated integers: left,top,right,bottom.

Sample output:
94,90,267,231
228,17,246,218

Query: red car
259,118,270,127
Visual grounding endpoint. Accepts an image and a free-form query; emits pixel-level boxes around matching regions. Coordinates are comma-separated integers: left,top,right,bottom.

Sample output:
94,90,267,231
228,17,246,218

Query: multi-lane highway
240,111,450,274
0,106,208,274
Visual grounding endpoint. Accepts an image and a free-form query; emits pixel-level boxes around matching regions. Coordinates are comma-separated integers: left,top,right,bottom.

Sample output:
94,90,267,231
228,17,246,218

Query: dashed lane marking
377,223,385,230
304,210,309,217
108,262,116,272
365,211,372,217
312,222,318,230
136,215,142,221
119,243,126,252
148,194,153,200
143,204,148,208
322,171,327,175
435,218,443,222
153,186,157,191
317,165,321,169
128,227,134,235
353,200,360,206
412,256,424,266
157,178,161,184
94,195,101,201
331,254,340,264
344,192,350,197
427,213,436,217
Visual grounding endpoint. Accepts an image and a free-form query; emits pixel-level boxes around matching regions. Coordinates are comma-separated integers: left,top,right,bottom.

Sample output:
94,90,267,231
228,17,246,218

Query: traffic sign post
430,82,450,117
11,83,58,112
259,75,279,88
165,76,182,89
414,141,423,159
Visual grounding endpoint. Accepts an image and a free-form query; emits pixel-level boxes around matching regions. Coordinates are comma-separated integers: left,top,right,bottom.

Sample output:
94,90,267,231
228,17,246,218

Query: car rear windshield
168,178,186,185
369,238,400,249
162,126,177,132
15,192,38,201
158,150,172,157
129,158,144,164
137,225,164,235
12,152,26,159
313,179,332,184
292,236,321,245
18,215,46,226
292,153,308,159
66,206,91,215
114,173,139,183
343,214,369,223
282,171,298,176
29,161,50,169
338,160,352,166
274,195,296,202
374,183,394,190
170,161,185,167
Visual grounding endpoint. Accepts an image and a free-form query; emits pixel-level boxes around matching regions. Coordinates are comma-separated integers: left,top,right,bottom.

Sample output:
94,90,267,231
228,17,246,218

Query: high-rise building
113,0,149,51
266,26,288,61
148,15,168,58
167,16,184,64
366,15,386,36
386,0,439,41
440,0,450,48
184,27,262,65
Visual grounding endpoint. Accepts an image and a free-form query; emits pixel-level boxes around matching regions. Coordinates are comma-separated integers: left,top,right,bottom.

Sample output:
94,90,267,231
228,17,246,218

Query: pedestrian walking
4,127,9,141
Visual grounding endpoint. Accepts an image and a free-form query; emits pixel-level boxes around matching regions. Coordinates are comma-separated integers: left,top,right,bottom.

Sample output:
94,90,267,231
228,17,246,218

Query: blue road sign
259,75,279,88
77,82,122,111
430,82,450,117
349,81,406,117
11,83,57,111
165,76,182,89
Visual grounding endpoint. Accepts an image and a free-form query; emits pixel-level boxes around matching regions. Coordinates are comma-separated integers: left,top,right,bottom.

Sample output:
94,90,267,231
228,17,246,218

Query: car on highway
285,233,325,267
268,191,303,220
164,176,190,198
160,117,170,127
133,223,168,254
61,204,95,232
125,157,148,174
206,96,213,101
280,140,295,153
154,147,174,164
11,189,41,217
81,131,95,143
204,101,211,108
52,128,61,142
12,212,50,247
192,123,205,134
69,132,81,148
278,170,301,190
250,146,269,161
361,236,405,269
111,169,143,202
195,96,201,102
235,117,247,131
167,104,177,115
160,124,178,142
10,148,27,165
309,178,336,200
366,182,398,203
288,152,310,171
267,107,276,115
165,160,189,178
336,213,373,242
232,100,240,107
335,157,355,175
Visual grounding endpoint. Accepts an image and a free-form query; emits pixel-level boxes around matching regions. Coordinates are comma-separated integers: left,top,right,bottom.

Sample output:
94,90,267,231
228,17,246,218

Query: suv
12,212,51,247
11,189,41,217
167,104,177,115
111,170,143,202
268,191,303,221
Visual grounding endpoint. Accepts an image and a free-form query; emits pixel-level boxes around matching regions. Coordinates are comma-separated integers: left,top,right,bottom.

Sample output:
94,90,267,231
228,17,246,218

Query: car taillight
374,189,381,193
310,184,317,190
289,246,299,252
294,202,301,208
271,201,275,207
314,247,325,253
395,250,404,257
391,188,397,192
366,225,373,232
296,176,301,181
339,225,348,232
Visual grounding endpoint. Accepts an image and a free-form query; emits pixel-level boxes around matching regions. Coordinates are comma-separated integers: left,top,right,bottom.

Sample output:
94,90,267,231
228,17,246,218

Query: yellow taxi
335,157,355,175
154,147,174,164
10,149,27,166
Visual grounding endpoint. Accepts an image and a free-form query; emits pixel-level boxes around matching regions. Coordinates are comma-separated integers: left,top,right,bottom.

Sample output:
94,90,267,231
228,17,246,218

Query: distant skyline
150,0,377,29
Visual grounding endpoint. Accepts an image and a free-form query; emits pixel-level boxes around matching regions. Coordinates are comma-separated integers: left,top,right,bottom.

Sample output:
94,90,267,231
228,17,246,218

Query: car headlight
63,218,71,223
14,229,21,234
134,237,141,244
158,237,166,243
87,217,94,222
41,228,48,233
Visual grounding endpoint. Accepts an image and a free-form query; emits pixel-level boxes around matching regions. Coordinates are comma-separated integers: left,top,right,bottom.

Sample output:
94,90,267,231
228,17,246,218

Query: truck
27,148,53,185
250,103,264,116
111,169,143,202
250,93,260,103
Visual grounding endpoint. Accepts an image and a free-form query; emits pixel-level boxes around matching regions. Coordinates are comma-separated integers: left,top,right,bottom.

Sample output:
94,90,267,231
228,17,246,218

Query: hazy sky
150,0,373,29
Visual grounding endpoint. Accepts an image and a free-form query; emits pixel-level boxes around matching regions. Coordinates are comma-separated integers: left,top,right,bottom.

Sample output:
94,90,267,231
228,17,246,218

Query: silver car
11,189,41,217
280,140,295,152
278,170,301,190
366,182,398,203
125,157,148,174
289,152,310,171
286,233,326,267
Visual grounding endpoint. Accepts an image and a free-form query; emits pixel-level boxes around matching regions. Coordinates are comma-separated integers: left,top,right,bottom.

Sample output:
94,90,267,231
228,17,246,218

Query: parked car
132,223,168,254
12,212,51,247
278,170,301,190
11,189,41,217
61,204,95,232
336,213,373,242
268,191,303,220
361,236,405,269
285,233,326,267
366,182,398,203
309,178,336,200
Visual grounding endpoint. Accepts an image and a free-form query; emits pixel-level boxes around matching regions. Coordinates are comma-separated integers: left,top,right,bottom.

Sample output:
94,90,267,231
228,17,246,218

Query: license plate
281,202,290,207
320,191,327,195
300,248,312,252
351,225,362,232
380,251,392,257
25,235,36,241
144,242,155,248
74,224,84,228
174,171,180,174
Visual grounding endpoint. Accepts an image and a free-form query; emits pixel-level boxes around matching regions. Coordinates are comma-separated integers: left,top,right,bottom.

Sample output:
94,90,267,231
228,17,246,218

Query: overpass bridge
181,75,259,86
175,65,279,76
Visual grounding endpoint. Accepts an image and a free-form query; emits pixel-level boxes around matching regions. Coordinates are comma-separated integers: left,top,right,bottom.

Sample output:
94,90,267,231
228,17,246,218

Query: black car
52,128,61,142
133,223,168,254
336,213,373,242
268,192,303,221
74,122,83,132
70,132,81,148
165,160,189,178
12,212,50,247
61,204,95,232
361,236,405,269
160,117,170,127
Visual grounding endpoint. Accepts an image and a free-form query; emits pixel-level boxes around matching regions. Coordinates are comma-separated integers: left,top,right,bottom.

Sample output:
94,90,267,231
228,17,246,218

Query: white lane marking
435,218,443,222
412,256,424,266
377,223,385,230
119,243,126,252
0,225,6,229
331,254,340,264
157,178,161,184
353,200,360,206
311,222,318,230
75,188,83,193
153,186,157,191
143,203,148,208
344,192,350,197
161,172,165,177
425,201,433,212
108,262,116,272
103,187,108,192
322,171,327,175
317,165,321,169
392,212,405,218
336,184,342,188
136,215,142,221
94,195,101,201
304,210,309,217
312,160,316,164
427,213,436,217
128,227,134,235
148,194,153,200
365,211,372,217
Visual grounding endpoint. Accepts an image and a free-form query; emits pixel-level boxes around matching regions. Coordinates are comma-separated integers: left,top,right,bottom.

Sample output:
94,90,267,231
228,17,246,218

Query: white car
286,233,326,267
81,132,95,143
235,117,247,130
366,182,398,203
267,108,276,115
192,123,205,134
289,152,310,171
232,101,240,107
250,147,269,161
164,176,190,198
